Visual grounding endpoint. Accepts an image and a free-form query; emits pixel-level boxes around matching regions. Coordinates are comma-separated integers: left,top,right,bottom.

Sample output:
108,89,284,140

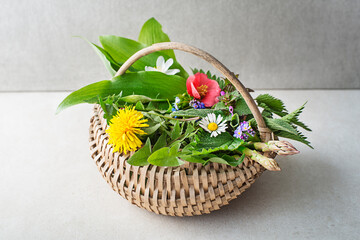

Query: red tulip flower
186,73,221,107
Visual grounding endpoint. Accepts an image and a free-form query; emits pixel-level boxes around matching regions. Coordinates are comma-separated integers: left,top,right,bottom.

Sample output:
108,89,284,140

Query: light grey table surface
0,90,359,240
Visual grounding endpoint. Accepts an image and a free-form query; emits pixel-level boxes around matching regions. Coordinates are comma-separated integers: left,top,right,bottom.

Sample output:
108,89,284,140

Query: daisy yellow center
106,106,149,154
197,85,208,98
207,122,218,131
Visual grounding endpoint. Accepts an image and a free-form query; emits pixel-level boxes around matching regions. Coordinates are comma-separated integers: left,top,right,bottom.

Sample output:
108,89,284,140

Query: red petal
201,78,221,107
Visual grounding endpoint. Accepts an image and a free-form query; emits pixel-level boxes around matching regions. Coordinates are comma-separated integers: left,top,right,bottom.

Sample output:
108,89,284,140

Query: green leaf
170,109,223,118
127,138,151,166
119,95,167,104
188,132,244,156
230,113,240,128
138,17,176,59
135,101,145,110
234,98,252,116
56,71,186,113
78,36,118,76
170,121,181,140
256,94,287,113
264,117,298,135
179,155,206,164
221,154,244,167
209,157,228,165
147,143,185,167
99,35,188,79
153,133,167,151
98,96,118,125
194,131,234,149
258,103,285,117
275,130,313,149
281,102,312,131
143,123,162,135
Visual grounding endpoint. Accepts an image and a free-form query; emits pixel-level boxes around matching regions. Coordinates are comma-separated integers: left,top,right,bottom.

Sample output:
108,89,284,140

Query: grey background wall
1,0,359,91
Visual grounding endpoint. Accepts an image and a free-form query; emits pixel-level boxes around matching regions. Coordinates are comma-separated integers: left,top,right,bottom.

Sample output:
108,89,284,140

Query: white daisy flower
199,113,228,137
145,56,180,75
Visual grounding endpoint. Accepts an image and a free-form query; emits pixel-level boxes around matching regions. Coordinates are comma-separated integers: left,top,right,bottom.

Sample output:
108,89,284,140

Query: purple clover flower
220,91,226,96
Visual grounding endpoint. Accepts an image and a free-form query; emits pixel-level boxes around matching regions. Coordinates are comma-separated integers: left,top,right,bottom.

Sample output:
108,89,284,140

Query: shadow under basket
89,105,274,216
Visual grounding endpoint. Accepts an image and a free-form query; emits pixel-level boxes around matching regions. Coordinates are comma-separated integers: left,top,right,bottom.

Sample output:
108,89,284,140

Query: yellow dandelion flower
106,106,149,154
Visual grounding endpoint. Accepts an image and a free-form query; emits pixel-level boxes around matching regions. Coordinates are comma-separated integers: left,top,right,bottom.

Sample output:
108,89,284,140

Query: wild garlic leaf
138,17,176,60
127,138,151,166
99,35,188,79
56,71,186,113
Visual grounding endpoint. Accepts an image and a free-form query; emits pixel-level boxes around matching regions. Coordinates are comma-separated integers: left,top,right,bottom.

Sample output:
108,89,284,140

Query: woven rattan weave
88,42,276,216
90,105,268,216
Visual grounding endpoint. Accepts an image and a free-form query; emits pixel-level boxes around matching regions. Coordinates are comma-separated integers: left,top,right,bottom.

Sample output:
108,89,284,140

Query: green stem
142,111,199,122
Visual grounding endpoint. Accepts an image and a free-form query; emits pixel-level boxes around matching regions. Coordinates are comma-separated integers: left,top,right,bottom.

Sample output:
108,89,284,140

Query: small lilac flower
220,91,226,96
247,129,256,137
233,127,242,138
240,121,250,131
171,107,177,112
189,99,205,109
234,121,255,140
229,106,234,116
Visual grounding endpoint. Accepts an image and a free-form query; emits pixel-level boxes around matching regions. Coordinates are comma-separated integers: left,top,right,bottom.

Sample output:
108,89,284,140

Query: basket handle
114,42,272,142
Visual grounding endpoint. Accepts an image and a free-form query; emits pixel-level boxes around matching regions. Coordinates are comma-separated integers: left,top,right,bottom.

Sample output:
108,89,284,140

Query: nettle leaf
256,94,287,113
213,101,227,110
234,97,252,116
138,17,176,59
258,103,286,117
99,35,188,79
275,130,313,149
188,132,244,156
264,117,298,135
56,71,186,113
147,143,185,167
127,138,151,166
170,109,223,118
282,102,312,131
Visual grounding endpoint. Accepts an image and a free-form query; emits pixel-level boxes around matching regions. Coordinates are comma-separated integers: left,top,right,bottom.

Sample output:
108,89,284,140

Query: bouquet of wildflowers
58,18,311,171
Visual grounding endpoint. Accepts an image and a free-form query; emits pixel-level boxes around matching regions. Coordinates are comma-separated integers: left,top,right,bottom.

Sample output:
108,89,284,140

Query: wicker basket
88,42,275,216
